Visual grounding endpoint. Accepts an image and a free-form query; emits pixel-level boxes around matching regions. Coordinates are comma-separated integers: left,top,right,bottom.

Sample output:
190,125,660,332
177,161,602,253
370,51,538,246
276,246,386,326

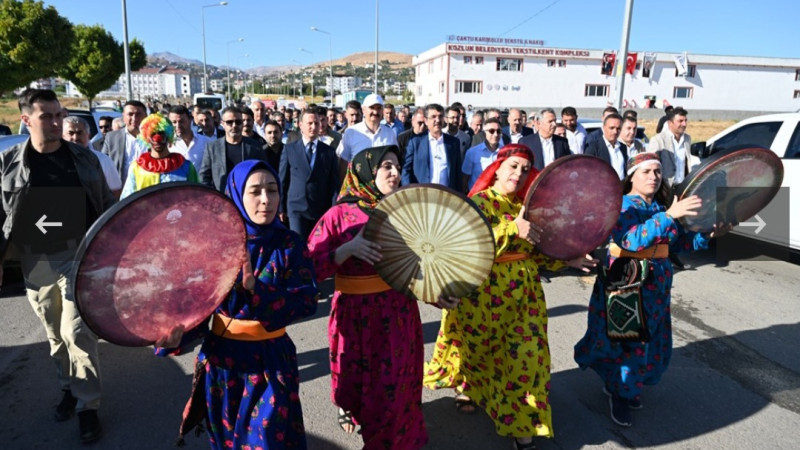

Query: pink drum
524,155,622,260
73,183,247,346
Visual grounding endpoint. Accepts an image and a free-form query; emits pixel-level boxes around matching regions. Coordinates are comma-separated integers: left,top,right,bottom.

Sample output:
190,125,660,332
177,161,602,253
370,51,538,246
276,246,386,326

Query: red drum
73,183,247,346
675,146,783,232
524,155,623,260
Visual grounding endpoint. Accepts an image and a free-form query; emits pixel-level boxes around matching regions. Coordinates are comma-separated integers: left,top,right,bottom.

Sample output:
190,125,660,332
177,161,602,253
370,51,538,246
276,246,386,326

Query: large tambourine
675,146,783,232
524,155,623,260
363,184,495,303
73,183,247,346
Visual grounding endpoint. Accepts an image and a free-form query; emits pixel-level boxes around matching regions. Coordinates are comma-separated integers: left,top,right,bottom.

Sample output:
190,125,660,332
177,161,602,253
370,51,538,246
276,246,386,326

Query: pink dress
308,202,428,449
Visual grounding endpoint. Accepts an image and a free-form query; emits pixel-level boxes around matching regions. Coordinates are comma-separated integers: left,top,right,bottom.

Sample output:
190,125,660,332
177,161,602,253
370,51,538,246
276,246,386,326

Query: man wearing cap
336,93,397,183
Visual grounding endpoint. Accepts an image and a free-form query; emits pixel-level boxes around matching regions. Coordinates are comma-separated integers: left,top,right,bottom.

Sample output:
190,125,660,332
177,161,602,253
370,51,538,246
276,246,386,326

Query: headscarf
337,145,399,210
626,152,661,176
467,143,539,200
225,159,285,236
138,112,175,148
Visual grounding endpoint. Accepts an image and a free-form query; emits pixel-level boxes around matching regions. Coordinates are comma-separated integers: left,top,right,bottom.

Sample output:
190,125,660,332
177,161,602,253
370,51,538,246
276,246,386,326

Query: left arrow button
36,215,63,235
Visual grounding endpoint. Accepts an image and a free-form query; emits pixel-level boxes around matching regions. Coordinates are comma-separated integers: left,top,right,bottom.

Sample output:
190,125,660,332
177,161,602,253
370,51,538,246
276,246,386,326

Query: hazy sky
42,0,799,69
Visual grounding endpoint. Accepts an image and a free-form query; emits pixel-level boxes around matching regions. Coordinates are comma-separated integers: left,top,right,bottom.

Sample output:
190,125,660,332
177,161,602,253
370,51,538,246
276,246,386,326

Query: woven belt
609,243,669,259
495,251,530,263
334,274,392,294
211,314,285,341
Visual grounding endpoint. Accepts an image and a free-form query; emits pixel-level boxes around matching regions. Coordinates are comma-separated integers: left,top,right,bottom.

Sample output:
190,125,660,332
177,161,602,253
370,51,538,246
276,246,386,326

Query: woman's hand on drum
566,254,598,273
709,222,735,238
155,324,185,348
666,195,702,220
436,295,461,310
514,205,543,245
337,227,382,265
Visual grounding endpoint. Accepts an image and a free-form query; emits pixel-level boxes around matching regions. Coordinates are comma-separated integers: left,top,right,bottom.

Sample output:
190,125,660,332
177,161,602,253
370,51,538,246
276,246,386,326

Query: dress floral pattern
424,187,565,438
574,194,708,401
307,202,428,449
157,228,318,449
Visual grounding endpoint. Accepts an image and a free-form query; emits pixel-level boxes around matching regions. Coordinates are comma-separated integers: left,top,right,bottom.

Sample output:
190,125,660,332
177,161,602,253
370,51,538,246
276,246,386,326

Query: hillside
328,51,412,68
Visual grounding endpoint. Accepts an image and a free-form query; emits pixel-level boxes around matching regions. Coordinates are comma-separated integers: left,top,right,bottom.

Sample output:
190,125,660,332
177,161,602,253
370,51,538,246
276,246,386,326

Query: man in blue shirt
461,117,503,192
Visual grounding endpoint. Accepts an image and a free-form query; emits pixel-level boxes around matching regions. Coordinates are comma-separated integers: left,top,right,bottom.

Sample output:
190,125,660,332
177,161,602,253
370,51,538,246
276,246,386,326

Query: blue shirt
461,142,500,190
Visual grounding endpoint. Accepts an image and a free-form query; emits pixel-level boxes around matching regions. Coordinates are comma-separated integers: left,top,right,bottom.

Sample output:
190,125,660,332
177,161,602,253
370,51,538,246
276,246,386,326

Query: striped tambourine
363,184,495,304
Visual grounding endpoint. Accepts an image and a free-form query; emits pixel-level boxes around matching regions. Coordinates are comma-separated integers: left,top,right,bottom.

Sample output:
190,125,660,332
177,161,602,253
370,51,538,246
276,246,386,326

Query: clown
120,112,198,199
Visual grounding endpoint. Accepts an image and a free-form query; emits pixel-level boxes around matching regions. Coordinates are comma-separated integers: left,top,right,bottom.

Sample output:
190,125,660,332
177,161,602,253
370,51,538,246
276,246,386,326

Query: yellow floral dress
424,187,565,438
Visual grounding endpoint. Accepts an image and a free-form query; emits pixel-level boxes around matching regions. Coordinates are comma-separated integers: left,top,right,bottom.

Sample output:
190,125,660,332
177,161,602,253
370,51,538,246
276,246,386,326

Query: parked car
0,134,29,152
67,109,122,139
691,112,800,251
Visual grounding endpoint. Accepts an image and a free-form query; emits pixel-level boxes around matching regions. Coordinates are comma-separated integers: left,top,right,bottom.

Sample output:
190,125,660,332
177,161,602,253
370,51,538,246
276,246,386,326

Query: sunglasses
224,119,243,126
485,128,501,134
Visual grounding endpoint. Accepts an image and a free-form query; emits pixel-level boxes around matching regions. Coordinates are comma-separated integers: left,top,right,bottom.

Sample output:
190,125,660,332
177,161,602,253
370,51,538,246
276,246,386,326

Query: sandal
337,407,356,434
454,394,477,414
513,439,538,450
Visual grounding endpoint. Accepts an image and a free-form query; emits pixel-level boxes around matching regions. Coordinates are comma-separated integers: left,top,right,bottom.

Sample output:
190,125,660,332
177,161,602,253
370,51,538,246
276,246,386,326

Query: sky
41,0,799,71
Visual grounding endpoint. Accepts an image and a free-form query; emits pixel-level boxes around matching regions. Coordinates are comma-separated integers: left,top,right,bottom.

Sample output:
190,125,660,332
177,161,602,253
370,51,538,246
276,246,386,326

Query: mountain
148,51,205,66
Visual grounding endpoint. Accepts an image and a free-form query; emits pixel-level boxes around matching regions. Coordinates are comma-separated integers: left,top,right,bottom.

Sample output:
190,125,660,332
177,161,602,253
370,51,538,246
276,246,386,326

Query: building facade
67,66,202,99
413,41,800,112
325,76,363,94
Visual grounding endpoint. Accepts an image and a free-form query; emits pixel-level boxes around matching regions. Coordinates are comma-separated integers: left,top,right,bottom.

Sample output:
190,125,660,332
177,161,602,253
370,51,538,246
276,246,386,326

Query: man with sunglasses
461,117,504,192
90,116,114,151
199,106,265,192
397,108,427,163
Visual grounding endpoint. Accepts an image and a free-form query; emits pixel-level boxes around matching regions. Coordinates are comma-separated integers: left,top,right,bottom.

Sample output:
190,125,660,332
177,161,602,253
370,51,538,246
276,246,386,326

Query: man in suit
561,106,587,154
279,109,339,239
519,108,571,171
472,108,510,148
199,106,265,192
396,108,427,163
583,113,628,180
90,116,114,151
402,103,462,192
317,106,342,150
263,120,284,171
102,100,147,180
443,105,472,160
502,108,534,144
648,107,696,188
583,106,619,151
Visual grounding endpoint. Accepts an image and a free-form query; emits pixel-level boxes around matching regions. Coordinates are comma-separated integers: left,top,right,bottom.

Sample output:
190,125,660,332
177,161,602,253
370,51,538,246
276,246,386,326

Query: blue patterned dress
573,194,709,401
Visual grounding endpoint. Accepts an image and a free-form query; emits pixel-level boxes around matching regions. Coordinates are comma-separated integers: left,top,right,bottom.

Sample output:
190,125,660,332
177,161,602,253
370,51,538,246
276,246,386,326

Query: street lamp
375,0,379,94
226,37,244,102
202,1,228,93
310,26,334,101
237,53,249,98
299,48,314,102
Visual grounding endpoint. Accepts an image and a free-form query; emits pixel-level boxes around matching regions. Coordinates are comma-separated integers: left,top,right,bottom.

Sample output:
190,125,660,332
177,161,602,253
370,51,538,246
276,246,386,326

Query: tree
129,38,147,71
0,0,74,94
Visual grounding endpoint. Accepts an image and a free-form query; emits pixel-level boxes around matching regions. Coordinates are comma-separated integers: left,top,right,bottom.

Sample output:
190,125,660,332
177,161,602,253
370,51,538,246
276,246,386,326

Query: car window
713,121,781,153
785,123,800,159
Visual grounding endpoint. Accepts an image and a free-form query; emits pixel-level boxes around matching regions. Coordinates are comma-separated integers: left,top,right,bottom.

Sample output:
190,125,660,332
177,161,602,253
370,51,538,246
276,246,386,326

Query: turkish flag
626,53,638,75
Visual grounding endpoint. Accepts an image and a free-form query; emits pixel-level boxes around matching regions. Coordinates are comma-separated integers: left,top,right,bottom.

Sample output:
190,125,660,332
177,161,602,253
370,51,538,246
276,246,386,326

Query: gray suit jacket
199,137,267,192
647,128,697,187
100,129,128,179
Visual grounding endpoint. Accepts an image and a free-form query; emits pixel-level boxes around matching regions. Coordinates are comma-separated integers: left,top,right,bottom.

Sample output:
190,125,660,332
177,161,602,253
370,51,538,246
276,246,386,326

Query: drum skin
73,183,247,347
524,155,623,260
675,147,783,232
364,184,495,304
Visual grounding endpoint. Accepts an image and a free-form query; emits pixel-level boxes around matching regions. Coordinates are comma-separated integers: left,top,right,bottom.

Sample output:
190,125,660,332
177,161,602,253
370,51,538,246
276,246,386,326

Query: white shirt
91,149,122,191
253,121,267,139
170,131,211,172
540,135,555,167
566,123,587,154
301,137,319,169
428,133,448,185
604,137,626,180
337,121,398,161
510,131,523,144
124,129,146,179
672,134,687,184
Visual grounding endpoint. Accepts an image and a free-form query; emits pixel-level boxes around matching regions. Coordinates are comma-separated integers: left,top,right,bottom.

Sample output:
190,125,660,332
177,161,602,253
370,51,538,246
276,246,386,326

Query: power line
499,0,563,37
164,0,202,35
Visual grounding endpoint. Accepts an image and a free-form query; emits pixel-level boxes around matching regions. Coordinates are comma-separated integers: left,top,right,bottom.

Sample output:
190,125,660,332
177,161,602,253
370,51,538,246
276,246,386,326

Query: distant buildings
325,76,363,94
209,79,225,92
66,66,202,99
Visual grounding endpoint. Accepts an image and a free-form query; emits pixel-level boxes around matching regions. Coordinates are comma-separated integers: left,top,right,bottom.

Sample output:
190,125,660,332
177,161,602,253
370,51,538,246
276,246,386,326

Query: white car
695,113,800,252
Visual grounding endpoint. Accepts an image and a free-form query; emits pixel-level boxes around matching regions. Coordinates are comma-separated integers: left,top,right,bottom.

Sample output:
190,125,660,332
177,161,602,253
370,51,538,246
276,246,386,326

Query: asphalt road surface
1,243,798,449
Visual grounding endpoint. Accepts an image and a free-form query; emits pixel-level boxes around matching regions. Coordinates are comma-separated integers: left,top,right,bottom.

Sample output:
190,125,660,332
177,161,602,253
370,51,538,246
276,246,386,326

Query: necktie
306,142,313,164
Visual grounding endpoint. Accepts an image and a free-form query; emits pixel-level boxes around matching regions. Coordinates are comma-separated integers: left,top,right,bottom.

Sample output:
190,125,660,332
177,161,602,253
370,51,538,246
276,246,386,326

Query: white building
325,76,362,94
413,40,800,112
67,66,202,99
209,79,225,92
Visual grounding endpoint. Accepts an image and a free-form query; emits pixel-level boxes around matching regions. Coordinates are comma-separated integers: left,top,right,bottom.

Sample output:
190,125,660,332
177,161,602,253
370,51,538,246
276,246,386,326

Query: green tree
129,38,147,71
0,0,74,94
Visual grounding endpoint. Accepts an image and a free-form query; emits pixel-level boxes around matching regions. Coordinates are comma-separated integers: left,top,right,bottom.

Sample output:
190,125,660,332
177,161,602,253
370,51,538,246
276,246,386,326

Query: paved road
1,243,798,449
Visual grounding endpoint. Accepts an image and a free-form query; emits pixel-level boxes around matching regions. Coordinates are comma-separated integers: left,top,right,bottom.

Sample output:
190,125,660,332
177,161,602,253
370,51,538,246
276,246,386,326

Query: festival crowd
0,87,731,449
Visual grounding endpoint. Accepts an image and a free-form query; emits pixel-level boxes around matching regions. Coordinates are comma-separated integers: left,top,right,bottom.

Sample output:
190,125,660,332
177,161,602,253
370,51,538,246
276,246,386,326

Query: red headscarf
467,143,539,200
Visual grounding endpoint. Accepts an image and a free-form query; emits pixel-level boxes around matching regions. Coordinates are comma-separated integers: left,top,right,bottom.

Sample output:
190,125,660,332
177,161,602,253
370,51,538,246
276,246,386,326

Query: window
417,86,422,96
713,121,782,153
786,124,800,158
428,61,433,74
795,69,800,81
675,64,696,78
584,84,609,97
794,90,800,98
558,59,567,67
547,59,556,67
674,86,693,98
439,81,445,93
496,58,522,71
475,56,484,64
464,56,472,64
455,80,482,94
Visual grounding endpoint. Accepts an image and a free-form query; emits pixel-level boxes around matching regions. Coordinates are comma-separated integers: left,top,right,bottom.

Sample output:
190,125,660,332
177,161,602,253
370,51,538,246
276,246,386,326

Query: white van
193,93,226,111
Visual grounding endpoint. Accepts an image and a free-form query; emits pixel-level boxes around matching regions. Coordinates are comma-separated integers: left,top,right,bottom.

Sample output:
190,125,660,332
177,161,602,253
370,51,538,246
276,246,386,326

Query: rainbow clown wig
137,112,175,148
